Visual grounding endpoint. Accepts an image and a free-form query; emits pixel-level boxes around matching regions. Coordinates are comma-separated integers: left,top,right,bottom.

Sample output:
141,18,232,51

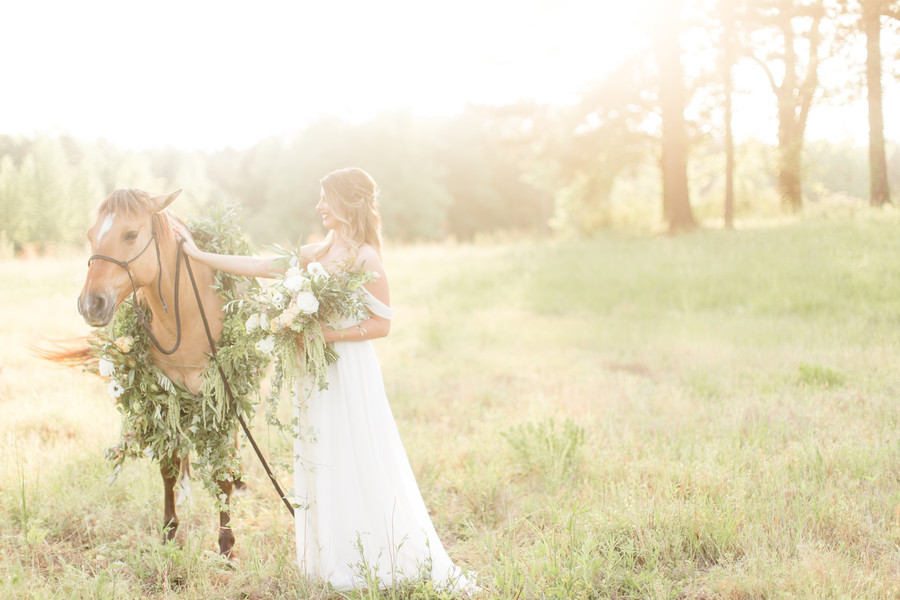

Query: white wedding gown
293,288,476,593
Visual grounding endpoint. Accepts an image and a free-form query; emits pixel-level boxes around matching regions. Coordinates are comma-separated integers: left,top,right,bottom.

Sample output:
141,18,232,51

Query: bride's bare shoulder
355,244,383,269
355,245,387,287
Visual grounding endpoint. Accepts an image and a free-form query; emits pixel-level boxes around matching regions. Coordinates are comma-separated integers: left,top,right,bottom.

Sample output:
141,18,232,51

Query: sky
3,0,647,150
1,0,894,151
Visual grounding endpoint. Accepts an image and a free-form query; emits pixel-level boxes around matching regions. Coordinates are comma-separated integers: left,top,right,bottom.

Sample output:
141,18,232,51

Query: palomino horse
76,188,239,557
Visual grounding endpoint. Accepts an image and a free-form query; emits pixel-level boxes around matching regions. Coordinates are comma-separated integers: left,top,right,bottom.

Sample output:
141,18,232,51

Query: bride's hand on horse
176,232,203,259
175,232,280,278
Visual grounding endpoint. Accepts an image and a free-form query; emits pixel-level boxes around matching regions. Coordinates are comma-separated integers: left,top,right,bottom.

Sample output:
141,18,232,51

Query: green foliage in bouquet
243,248,374,433
86,204,269,500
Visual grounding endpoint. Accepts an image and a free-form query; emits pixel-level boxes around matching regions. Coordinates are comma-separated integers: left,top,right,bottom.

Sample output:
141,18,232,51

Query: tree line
2,0,899,254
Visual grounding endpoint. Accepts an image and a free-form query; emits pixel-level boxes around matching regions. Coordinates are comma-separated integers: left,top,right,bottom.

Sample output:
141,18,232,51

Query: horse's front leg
231,429,250,496
161,456,182,542
216,478,235,558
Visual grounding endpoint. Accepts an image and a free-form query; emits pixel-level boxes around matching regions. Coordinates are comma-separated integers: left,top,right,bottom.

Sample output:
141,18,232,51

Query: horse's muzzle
78,292,116,327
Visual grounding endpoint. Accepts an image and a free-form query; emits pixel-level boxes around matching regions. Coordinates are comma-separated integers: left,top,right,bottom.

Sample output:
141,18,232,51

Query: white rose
295,291,320,314
283,275,307,292
108,380,125,399
245,313,261,332
307,262,328,280
99,356,116,378
255,335,276,354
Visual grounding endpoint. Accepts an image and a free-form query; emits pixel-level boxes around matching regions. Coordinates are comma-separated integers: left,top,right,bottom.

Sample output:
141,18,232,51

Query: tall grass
3,211,900,598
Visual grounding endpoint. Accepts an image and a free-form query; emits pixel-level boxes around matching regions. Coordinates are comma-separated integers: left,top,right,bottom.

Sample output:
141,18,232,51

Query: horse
58,188,242,557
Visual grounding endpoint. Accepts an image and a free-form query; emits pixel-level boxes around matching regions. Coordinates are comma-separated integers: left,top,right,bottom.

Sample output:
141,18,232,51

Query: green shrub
502,418,586,489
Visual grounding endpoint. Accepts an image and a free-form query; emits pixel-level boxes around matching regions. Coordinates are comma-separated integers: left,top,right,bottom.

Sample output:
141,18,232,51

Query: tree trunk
776,5,803,212
777,138,804,212
722,0,737,229
653,4,696,233
865,0,890,206
761,0,823,213
724,86,735,229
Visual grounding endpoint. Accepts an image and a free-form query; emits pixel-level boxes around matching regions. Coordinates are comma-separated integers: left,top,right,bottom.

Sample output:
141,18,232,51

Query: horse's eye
124,230,139,242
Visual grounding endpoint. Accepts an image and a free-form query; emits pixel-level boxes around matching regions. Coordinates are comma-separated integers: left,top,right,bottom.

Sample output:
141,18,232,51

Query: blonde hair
316,167,383,260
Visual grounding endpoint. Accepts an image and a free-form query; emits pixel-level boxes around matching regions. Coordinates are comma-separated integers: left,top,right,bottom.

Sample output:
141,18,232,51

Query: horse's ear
150,190,182,213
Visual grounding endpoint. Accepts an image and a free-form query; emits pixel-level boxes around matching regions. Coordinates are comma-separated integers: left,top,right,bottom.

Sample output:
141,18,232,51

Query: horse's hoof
218,527,236,560
162,521,179,543
217,544,238,568
232,479,250,497
226,549,239,565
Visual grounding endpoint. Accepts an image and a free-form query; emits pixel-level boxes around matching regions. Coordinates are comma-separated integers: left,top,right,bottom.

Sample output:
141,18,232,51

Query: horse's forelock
97,189,154,220
94,188,177,242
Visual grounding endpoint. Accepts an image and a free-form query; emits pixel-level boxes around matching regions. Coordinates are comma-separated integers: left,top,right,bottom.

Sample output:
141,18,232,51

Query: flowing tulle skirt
293,339,475,592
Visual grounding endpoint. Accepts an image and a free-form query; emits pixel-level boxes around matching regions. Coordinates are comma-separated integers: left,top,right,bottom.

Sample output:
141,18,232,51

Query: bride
181,167,476,593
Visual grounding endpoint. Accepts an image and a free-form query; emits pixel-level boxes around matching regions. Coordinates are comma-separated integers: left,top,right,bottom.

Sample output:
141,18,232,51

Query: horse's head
78,188,182,327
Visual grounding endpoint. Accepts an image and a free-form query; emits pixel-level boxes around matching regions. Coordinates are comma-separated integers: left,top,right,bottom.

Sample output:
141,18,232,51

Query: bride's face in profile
316,188,337,231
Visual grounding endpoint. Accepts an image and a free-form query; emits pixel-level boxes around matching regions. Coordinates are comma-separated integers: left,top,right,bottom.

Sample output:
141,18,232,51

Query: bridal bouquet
243,250,375,407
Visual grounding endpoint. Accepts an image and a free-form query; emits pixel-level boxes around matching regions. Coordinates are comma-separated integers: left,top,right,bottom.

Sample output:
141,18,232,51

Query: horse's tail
30,337,96,368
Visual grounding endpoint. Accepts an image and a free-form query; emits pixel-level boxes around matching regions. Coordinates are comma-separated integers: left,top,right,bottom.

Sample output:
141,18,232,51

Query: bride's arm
322,313,391,343
180,234,284,278
321,246,391,342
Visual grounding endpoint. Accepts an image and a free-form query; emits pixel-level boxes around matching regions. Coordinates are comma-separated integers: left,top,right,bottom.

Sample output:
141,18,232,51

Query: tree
651,0,698,232
718,0,740,228
747,0,826,212
436,105,545,239
522,59,656,235
859,0,899,206
0,154,23,252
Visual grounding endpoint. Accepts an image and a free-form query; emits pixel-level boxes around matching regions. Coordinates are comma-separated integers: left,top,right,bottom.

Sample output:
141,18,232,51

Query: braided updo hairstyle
316,167,383,260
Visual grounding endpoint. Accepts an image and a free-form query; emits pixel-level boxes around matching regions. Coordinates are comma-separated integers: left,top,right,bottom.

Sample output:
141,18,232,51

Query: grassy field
2,212,900,599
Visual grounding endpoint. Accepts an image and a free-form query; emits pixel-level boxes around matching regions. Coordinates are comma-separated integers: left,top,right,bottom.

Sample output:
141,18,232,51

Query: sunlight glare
2,0,644,150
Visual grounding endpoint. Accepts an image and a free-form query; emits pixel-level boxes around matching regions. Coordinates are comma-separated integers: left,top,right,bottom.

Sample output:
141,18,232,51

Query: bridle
88,224,184,355
87,216,294,517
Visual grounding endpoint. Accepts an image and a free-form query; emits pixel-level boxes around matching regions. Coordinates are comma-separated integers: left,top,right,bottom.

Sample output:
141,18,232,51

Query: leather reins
88,228,294,517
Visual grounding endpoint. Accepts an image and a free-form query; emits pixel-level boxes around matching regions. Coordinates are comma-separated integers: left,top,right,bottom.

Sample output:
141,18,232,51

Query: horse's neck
142,243,224,392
